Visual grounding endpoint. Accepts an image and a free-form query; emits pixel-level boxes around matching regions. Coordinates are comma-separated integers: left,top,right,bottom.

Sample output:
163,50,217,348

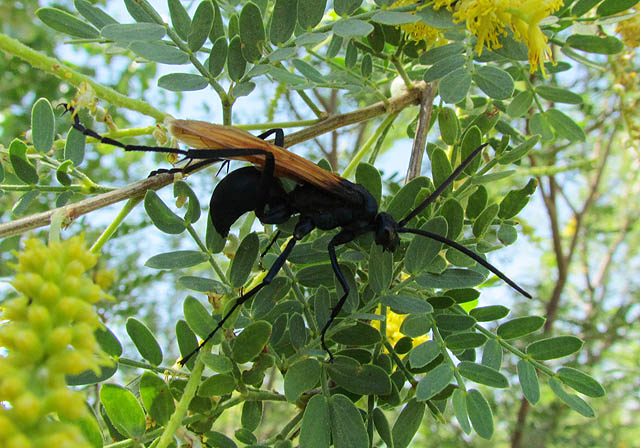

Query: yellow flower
391,0,443,43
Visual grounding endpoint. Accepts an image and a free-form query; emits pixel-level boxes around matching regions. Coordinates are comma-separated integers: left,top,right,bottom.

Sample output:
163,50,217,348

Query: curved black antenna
398,143,488,227
398,226,532,298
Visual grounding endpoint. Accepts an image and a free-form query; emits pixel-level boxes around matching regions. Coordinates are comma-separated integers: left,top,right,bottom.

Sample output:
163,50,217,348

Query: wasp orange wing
168,119,358,202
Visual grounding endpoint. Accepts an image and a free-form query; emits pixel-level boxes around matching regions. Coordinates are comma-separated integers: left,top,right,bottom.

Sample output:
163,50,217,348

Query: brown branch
405,82,436,183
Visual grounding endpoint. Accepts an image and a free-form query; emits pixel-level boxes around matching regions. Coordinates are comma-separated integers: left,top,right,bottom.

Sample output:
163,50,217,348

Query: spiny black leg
320,230,356,362
257,128,285,147
398,226,531,298
179,219,315,366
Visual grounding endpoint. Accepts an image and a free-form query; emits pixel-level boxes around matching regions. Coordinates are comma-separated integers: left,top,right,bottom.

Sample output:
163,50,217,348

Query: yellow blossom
391,0,443,43
617,12,640,48
374,306,430,350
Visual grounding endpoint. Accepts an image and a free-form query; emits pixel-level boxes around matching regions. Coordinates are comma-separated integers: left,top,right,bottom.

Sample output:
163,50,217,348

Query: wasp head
374,212,400,252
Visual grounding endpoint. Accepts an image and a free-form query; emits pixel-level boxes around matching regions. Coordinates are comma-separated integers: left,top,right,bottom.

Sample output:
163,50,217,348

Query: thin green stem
91,197,142,253
0,184,112,193
264,410,305,445
0,33,166,121
118,357,183,376
383,340,415,383
430,316,467,390
156,355,206,448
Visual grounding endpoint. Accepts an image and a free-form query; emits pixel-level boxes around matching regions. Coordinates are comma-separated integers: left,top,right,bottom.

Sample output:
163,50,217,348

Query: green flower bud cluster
0,237,112,448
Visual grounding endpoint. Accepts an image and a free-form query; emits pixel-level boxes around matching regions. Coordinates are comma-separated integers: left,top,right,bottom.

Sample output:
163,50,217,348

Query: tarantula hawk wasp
63,105,531,365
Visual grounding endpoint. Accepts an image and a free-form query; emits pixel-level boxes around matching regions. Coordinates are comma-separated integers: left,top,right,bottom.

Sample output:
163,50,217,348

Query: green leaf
74,0,118,29
36,7,99,38
369,244,393,294
361,53,372,78
232,321,272,363
145,250,208,269
416,268,487,289
438,107,460,145
372,408,394,448
298,0,326,29
467,185,487,220
431,147,453,196
227,35,247,81
452,388,471,434
557,367,605,397
198,374,236,396
498,178,538,219
289,312,307,349
100,384,146,439
329,394,368,448
270,0,298,44
139,372,175,426
209,0,225,41
284,358,321,401
530,112,554,141
331,322,381,346
96,326,123,357
189,0,213,52
356,162,382,203
458,361,508,388
300,395,331,448
101,23,165,42
466,389,494,439
234,428,256,445
179,276,226,293
445,332,487,350
406,217,448,274
545,108,586,142
328,357,392,396
371,11,419,25
241,400,263,431
31,98,55,153
507,90,534,117
381,294,433,315
439,67,471,103
124,0,154,23
597,0,638,15
144,190,186,234
158,73,208,91
497,316,545,340
498,223,518,245
228,232,259,288
183,296,216,339
473,66,514,100
409,340,441,368
472,203,498,239
526,336,584,360
130,41,188,64
416,363,453,401
548,378,595,417
536,86,583,104
470,305,509,322
461,126,483,176
333,19,373,37
435,314,476,331
334,0,363,16
66,362,117,386
424,54,466,83
204,431,237,448
517,359,540,405
441,198,464,239
416,4,455,28
201,353,233,373
167,0,190,40
9,139,38,184
566,34,623,54
421,42,465,65
126,318,163,365
176,320,198,369
400,314,431,338
239,2,265,61
209,37,228,77
292,58,326,83
481,339,502,370
385,176,431,221
64,127,86,165
391,399,425,448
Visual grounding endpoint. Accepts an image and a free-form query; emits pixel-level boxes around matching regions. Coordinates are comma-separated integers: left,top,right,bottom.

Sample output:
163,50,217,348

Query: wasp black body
65,106,531,365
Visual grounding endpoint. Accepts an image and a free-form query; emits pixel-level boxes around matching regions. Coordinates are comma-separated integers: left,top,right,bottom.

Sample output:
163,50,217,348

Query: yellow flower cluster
617,12,640,48
0,237,111,448
374,306,430,349
392,0,563,76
